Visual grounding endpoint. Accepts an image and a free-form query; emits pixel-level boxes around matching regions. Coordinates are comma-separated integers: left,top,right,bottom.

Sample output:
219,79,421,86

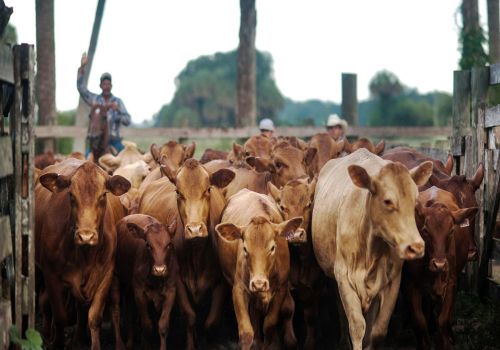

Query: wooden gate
0,43,36,347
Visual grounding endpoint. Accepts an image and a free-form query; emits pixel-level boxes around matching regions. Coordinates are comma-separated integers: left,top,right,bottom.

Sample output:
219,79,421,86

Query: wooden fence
0,44,36,346
450,63,500,297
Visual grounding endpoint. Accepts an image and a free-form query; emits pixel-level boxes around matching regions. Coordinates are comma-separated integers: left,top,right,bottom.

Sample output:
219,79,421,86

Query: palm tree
35,0,56,152
236,0,257,127
487,0,499,63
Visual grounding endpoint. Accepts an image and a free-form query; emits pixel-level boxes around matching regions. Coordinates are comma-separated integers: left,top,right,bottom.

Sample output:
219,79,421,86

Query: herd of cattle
33,134,484,350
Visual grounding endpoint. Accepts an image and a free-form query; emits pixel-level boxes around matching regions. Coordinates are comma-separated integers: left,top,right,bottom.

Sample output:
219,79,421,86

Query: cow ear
119,192,132,212
343,138,352,154
159,155,176,183
107,175,131,196
304,147,317,166
184,142,196,160
233,143,244,157
444,154,454,175
246,157,275,173
150,144,160,163
409,161,433,187
267,182,281,202
469,163,484,189
276,217,303,238
451,207,478,226
348,165,375,193
127,222,146,239
336,140,345,155
210,169,235,188
40,173,71,193
216,223,242,242
167,219,177,238
99,153,120,172
375,140,386,155
414,201,425,229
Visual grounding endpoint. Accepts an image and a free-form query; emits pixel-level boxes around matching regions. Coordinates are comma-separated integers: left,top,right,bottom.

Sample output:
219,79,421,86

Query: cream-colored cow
311,148,432,350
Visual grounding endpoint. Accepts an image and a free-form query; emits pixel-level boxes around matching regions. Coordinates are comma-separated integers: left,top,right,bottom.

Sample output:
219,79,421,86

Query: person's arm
76,53,99,106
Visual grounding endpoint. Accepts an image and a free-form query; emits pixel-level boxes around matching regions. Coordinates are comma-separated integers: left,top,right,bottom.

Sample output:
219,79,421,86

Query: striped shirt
77,68,131,140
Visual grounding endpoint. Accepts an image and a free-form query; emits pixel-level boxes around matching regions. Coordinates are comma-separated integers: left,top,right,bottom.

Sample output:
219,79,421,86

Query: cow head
40,161,130,245
308,133,344,175
244,135,273,159
429,163,484,260
344,138,385,155
151,141,196,174
246,141,316,188
268,177,317,244
348,161,433,260
216,216,302,293
126,214,177,277
163,158,235,239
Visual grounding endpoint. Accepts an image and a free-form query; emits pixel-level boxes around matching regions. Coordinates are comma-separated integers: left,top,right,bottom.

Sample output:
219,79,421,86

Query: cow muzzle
75,229,98,246
152,264,168,276
185,222,208,239
249,277,269,293
429,258,448,272
400,240,425,260
285,228,307,245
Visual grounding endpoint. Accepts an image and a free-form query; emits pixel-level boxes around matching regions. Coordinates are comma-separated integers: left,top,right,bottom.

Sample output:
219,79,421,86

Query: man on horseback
77,52,131,156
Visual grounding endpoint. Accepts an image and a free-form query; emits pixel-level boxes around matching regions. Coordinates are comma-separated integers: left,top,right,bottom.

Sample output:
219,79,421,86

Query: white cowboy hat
259,118,275,131
326,114,348,130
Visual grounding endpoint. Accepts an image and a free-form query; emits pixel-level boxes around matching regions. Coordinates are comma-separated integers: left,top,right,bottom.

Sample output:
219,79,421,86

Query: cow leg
280,288,297,349
303,290,319,350
369,275,401,349
110,278,125,350
124,288,135,349
232,284,254,350
134,289,152,350
336,277,366,350
436,283,456,350
39,289,52,344
158,287,176,350
404,282,431,350
88,270,114,350
72,302,88,349
262,288,286,349
44,273,67,349
176,279,197,350
204,282,226,330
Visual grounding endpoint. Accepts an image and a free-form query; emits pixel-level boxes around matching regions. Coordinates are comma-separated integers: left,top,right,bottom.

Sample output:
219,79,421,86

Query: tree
369,70,404,122
35,0,56,152
0,23,16,45
236,0,257,127
487,0,500,63
459,0,488,69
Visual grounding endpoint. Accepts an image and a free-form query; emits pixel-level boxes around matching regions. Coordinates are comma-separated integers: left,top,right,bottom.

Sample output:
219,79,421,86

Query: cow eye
275,162,284,169
176,190,184,200
383,199,394,208
306,202,312,208
279,205,286,212
146,243,151,250
270,245,276,254
243,246,248,256
245,151,251,157
69,193,75,202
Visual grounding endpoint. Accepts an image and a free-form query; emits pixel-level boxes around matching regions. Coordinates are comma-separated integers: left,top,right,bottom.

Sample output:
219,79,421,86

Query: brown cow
216,189,303,349
200,148,229,163
312,149,432,350
138,158,235,349
224,166,272,199
247,140,316,188
344,137,385,155
35,150,57,169
35,159,130,349
307,133,344,176
99,140,150,173
403,187,477,350
268,178,322,349
112,214,178,350
382,147,483,261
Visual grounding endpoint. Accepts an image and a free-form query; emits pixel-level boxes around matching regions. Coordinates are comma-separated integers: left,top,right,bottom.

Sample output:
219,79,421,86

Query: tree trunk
73,0,106,152
341,73,358,126
35,0,56,153
487,0,500,63
460,0,488,69
236,0,256,127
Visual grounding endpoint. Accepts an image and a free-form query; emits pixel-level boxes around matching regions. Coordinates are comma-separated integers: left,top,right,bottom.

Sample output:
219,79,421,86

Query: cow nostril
153,265,167,275
250,279,269,292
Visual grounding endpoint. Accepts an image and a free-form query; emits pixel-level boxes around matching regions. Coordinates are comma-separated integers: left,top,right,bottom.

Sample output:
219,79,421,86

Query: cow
311,148,432,350
112,214,178,350
137,158,235,349
268,178,323,349
223,166,272,199
344,137,385,155
307,133,344,176
99,141,150,174
403,187,478,350
215,189,303,349
246,140,316,188
200,148,229,164
35,158,130,349
382,147,483,261
113,160,151,189
35,150,57,169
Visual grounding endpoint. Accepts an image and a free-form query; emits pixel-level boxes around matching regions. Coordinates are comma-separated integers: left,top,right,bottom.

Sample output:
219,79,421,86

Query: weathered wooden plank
477,105,486,260
485,105,500,128
0,215,11,262
0,136,12,177
0,300,12,348
35,125,453,139
453,70,471,135
491,63,500,85
0,44,13,84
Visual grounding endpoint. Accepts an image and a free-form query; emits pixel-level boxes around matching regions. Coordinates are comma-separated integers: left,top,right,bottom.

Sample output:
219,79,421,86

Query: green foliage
154,50,284,127
459,26,488,70
9,326,43,350
57,109,76,154
1,24,18,45
369,70,404,99
277,98,340,126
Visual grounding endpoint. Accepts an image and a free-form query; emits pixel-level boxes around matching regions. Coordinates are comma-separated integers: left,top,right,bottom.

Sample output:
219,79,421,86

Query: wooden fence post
452,70,472,177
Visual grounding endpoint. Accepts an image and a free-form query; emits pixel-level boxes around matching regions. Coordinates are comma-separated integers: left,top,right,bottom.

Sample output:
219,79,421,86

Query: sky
7,0,490,124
